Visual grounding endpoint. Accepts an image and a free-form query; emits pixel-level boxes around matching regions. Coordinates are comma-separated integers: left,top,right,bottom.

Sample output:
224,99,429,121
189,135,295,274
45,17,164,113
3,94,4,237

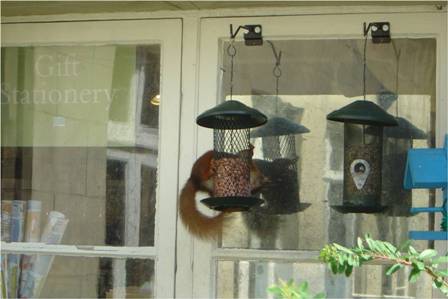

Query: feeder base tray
255,203,312,215
201,197,263,211
331,205,388,214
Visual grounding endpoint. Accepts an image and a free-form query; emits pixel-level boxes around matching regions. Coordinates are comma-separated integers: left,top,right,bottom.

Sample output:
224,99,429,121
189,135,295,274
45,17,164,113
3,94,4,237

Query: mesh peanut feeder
197,100,267,211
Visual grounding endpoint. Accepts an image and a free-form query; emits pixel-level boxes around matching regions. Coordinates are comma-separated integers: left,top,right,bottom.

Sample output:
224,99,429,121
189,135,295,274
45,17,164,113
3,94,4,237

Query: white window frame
1,18,182,298
187,11,447,299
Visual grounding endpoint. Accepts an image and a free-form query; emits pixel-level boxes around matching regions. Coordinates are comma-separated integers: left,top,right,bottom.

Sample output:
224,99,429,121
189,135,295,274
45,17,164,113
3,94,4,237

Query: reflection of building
1,45,160,297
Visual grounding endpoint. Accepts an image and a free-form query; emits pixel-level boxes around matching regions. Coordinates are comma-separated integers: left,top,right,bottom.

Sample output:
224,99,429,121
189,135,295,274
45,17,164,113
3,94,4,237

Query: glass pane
216,260,432,298
138,46,160,128
3,254,154,298
216,260,326,299
139,165,157,246
1,45,160,246
219,39,436,251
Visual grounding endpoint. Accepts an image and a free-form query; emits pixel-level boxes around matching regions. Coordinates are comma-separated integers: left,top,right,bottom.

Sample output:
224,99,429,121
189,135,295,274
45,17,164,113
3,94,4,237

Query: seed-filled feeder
252,117,310,214
327,100,398,213
197,100,267,211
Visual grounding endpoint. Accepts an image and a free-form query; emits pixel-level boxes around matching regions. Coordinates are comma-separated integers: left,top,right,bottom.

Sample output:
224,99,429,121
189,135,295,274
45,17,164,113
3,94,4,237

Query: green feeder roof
327,100,398,126
197,100,267,129
251,117,309,138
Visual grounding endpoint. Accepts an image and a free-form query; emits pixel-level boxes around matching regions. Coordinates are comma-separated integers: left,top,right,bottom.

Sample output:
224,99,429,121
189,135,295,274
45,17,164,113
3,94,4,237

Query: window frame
190,12,447,298
1,18,182,298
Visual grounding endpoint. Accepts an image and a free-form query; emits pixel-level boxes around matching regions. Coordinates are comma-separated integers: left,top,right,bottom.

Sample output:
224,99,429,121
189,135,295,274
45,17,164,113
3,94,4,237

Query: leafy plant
319,235,448,296
267,279,325,299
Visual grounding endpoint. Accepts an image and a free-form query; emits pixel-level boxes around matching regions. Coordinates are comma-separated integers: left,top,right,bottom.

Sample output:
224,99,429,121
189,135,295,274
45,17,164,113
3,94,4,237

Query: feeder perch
403,135,448,240
327,100,398,213
251,117,310,214
196,100,267,211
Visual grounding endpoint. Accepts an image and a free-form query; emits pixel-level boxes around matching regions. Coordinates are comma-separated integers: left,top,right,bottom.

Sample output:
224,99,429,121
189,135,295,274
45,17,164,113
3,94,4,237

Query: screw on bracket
230,24,263,46
363,22,391,44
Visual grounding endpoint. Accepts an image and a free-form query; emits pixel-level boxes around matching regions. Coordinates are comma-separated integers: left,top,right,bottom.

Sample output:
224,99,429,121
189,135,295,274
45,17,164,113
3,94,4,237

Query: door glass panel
1,44,160,246
218,39,436,251
3,254,154,298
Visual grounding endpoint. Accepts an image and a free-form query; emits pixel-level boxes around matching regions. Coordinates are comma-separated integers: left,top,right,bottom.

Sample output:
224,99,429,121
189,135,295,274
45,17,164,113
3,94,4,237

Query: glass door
1,19,181,298
193,12,446,298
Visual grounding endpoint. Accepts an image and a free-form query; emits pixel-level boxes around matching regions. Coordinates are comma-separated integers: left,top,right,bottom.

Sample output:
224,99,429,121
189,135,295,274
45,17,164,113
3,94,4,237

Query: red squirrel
179,147,266,240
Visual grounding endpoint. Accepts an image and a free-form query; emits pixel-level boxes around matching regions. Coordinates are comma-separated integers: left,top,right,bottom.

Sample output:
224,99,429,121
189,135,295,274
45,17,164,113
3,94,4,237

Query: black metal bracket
363,22,391,43
230,24,263,46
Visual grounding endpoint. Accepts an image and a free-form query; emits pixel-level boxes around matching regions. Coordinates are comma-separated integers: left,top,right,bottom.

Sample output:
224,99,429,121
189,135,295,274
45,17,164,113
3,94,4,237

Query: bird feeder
251,117,310,214
196,100,267,211
327,100,398,213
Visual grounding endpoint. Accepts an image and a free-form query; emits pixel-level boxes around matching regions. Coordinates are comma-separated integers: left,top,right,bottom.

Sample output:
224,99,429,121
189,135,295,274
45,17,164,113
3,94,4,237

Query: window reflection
1,45,160,248
219,39,436,252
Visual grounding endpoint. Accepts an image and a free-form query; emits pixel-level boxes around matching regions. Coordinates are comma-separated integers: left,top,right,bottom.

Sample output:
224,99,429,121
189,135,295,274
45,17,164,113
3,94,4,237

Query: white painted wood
113,259,127,299
1,242,157,258
213,248,320,262
2,4,444,24
196,11,446,298
151,20,183,299
2,18,182,298
433,10,448,299
175,16,201,299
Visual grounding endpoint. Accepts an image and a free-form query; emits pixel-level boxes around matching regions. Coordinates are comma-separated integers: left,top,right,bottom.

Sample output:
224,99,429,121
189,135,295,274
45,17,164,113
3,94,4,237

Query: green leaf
365,237,376,251
397,240,411,253
384,242,398,257
434,256,448,264
419,249,437,260
377,242,388,255
386,264,403,276
330,261,338,274
357,237,364,250
299,281,309,293
333,243,353,255
345,265,353,277
408,246,418,255
414,261,425,271
409,268,422,283
434,269,448,277
347,255,354,266
439,285,448,295
314,292,326,299
267,286,282,295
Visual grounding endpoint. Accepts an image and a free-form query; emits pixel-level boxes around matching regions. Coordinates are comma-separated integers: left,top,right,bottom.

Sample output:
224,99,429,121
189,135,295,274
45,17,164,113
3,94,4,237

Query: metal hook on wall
363,21,391,43
229,24,263,46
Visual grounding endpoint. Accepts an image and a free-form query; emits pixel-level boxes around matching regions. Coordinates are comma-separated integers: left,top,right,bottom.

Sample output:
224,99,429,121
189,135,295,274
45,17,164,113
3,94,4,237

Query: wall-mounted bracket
363,22,391,43
230,24,263,46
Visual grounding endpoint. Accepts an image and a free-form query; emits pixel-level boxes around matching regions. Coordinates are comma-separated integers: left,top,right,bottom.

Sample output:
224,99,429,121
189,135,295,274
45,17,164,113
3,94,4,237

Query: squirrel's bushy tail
179,179,225,240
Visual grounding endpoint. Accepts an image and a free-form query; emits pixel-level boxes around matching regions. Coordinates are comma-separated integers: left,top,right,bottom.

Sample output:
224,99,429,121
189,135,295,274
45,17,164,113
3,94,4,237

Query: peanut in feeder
196,100,267,211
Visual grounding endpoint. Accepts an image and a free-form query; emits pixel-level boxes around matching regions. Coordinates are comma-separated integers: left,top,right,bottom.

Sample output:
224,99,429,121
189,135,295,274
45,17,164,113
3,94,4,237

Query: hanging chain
362,35,368,101
362,35,369,145
267,40,282,114
227,40,237,100
273,62,282,98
